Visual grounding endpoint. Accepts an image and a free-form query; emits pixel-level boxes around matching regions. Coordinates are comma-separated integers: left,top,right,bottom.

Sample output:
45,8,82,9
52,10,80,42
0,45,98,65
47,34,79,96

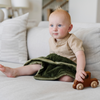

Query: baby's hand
75,70,87,82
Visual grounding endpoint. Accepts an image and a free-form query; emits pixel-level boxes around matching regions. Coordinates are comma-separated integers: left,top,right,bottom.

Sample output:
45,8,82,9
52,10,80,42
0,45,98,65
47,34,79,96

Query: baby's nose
53,26,58,31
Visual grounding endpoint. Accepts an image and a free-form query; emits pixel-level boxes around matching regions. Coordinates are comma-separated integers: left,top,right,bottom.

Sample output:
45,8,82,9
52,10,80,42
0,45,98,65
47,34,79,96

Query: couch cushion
71,27,100,80
0,13,29,63
0,60,99,100
27,27,51,59
28,25,100,80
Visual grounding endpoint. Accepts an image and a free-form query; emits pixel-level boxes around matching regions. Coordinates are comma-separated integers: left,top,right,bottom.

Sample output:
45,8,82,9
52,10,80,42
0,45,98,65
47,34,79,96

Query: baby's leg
59,75,74,82
0,64,41,78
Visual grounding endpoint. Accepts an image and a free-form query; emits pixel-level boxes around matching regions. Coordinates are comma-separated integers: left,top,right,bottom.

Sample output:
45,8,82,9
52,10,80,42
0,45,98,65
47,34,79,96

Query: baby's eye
58,24,62,27
50,24,53,27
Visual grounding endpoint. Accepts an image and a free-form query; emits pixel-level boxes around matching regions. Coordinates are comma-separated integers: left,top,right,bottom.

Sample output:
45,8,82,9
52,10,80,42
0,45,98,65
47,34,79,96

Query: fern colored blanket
24,53,76,80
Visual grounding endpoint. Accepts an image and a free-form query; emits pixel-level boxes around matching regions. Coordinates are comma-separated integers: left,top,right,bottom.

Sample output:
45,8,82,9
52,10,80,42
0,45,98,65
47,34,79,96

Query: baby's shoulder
68,33,82,45
49,37,53,41
49,37,54,44
69,33,77,39
68,33,81,41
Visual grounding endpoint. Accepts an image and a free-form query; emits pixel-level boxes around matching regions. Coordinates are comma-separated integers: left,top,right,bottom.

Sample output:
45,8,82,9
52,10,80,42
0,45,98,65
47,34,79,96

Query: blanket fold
24,53,76,80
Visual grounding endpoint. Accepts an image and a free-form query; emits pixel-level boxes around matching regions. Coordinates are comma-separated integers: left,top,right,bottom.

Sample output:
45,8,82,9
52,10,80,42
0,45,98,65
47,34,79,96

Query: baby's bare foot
0,64,16,78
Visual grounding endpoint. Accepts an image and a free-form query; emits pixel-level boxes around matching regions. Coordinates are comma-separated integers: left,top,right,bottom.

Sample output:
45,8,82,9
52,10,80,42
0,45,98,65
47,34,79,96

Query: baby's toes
0,64,2,67
0,64,3,68
0,66,5,72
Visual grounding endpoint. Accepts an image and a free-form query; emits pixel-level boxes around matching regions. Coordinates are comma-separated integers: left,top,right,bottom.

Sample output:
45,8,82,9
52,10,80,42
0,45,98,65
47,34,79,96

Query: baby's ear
68,24,73,32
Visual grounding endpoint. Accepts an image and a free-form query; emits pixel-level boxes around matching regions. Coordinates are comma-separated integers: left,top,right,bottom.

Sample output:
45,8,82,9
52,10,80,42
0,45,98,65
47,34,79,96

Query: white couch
0,13,100,100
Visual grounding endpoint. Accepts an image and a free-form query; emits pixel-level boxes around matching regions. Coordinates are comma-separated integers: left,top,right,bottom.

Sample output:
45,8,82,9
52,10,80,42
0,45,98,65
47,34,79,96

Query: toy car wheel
76,83,84,90
91,81,98,88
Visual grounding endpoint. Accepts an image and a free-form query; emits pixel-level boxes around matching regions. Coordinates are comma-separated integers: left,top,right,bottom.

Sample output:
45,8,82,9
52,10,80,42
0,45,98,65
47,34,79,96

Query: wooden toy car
73,71,99,90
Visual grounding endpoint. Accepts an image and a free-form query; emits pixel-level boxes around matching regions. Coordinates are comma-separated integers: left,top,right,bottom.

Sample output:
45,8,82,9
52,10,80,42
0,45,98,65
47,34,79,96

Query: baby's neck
55,33,69,42
56,37,67,42
56,39,61,42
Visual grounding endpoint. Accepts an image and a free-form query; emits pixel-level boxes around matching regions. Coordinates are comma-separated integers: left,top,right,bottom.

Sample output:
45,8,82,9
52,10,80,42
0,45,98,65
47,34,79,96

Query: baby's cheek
61,28,68,34
49,30,53,36
59,29,65,34
49,28,52,34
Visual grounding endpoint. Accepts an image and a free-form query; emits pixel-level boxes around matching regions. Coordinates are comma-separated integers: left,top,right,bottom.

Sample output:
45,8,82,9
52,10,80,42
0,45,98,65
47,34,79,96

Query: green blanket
24,53,76,80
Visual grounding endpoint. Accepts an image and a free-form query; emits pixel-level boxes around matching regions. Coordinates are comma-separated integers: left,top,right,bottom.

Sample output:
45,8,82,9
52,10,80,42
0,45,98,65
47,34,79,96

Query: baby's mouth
53,33,58,35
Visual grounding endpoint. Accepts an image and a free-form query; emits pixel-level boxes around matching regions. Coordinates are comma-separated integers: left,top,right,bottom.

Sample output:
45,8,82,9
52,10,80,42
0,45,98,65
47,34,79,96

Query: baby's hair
54,6,63,11
55,6,62,10
49,7,71,24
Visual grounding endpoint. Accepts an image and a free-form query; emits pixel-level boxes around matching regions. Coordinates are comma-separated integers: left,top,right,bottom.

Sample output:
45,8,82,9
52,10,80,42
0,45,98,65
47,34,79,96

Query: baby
0,8,86,82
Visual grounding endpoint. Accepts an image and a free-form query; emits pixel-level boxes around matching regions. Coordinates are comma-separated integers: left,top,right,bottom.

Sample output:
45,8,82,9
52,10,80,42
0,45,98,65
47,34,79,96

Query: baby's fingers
75,75,84,82
82,71,87,77
80,73,85,80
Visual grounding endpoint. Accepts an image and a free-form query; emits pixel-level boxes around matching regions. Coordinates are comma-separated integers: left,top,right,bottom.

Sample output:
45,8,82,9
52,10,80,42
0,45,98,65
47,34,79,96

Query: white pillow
71,28,100,80
0,13,29,63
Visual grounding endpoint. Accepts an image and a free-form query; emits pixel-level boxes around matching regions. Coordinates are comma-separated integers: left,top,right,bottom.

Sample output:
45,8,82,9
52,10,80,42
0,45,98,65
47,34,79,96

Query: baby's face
49,12,72,40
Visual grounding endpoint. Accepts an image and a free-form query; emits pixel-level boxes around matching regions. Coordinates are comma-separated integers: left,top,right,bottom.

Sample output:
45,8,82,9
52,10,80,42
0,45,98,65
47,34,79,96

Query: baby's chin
52,34,64,40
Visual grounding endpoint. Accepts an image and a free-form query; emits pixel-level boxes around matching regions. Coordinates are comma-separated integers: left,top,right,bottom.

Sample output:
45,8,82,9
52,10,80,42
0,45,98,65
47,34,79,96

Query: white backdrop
23,0,42,25
69,0,100,23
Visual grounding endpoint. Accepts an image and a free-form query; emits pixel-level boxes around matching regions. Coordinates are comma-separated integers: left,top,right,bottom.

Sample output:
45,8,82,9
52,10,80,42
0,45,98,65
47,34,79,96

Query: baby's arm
75,51,87,82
